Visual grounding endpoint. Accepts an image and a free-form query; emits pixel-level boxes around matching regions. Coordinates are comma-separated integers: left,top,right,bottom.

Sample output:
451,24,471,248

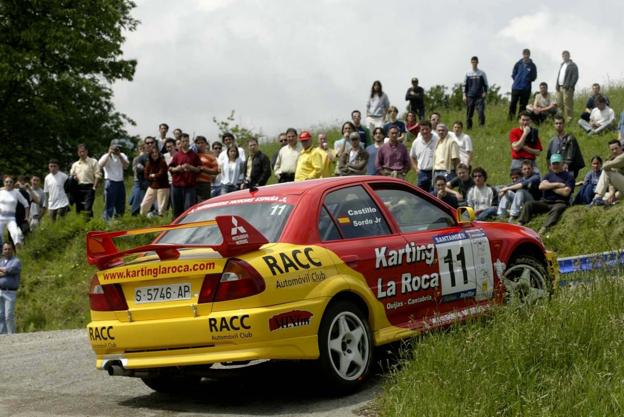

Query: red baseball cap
299,131,312,141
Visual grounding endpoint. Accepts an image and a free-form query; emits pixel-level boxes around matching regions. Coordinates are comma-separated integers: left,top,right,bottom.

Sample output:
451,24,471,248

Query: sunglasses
145,141,155,145
473,174,483,178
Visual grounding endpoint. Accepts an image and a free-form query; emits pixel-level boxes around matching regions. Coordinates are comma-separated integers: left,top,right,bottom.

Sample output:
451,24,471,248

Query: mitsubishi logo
231,217,246,236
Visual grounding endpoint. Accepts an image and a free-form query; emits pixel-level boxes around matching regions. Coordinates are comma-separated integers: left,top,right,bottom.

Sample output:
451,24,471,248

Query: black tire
141,372,202,394
317,300,373,393
503,255,552,304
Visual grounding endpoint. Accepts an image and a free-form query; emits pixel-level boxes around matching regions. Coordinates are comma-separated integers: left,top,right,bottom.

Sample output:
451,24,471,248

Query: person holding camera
509,111,542,173
98,139,129,220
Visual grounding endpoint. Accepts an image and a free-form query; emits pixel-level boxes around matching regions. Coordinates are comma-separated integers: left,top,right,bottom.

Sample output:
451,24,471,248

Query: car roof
194,176,410,209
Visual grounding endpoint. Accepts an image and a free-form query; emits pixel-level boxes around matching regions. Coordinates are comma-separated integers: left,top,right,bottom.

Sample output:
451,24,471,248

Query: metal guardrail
557,249,624,286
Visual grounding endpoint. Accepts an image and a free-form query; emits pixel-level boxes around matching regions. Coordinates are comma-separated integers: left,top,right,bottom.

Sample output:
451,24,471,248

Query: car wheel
318,300,372,392
141,372,202,394
503,256,552,304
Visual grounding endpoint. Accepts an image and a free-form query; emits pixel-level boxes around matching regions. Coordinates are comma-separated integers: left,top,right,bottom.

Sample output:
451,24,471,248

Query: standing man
375,126,410,178
410,121,438,191
70,144,101,218
294,131,323,181
44,159,70,221
432,124,460,182
99,140,129,220
405,77,425,121
463,56,488,129
195,136,219,201
169,133,201,218
518,153,574,234
0,243,21,334
129,138,153,216
509,112,542,171
508,49,537,120
366,127,385,175
317,132,336,178
273,128,300,183
272,132,287,168
547,116,585,180
351,110,371,147
243,137,271,188
555,50,579,122
157,123,169,153
28,176,45,230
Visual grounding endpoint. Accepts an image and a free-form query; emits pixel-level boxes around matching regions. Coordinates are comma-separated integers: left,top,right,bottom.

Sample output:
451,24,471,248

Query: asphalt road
0,329,385,417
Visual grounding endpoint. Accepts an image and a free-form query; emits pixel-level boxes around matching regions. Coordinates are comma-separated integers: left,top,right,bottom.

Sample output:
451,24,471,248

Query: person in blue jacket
509,49,538,120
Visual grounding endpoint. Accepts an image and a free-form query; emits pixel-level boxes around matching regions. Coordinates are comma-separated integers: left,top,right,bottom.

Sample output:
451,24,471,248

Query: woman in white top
0,176,29,247
219,145,244,195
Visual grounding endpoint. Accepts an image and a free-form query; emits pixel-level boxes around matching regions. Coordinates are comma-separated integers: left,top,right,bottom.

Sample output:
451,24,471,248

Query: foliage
424,83,507,112
0,0,138,175
378,277,624,416
212,110,259,147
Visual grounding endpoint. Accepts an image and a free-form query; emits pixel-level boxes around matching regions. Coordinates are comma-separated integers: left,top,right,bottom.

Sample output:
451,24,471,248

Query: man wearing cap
98,140,130,220
405,77,425,121
338,132,369,176
295,131,323,181
518,153,574,234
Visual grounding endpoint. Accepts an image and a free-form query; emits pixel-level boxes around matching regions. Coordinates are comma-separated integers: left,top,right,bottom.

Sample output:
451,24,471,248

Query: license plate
134,283,192,304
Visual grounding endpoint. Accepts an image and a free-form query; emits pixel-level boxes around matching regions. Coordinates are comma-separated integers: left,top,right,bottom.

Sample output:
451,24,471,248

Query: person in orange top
195,136,219,202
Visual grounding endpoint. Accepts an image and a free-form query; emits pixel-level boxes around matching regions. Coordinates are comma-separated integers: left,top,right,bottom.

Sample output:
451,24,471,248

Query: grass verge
377,276,624,417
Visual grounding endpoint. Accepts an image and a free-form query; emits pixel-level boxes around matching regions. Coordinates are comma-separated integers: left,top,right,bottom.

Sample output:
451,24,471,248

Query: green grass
377,276,624,417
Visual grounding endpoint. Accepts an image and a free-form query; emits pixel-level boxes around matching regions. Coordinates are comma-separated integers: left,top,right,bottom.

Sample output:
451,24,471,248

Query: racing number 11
442,247,468,287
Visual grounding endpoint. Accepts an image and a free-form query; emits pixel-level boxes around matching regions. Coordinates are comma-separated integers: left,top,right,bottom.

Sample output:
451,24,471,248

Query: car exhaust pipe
107,363,135,377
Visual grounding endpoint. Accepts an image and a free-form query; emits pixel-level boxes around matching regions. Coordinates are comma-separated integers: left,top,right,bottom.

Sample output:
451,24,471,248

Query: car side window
322,186,390,239
371,184,455,233
318,206,341,241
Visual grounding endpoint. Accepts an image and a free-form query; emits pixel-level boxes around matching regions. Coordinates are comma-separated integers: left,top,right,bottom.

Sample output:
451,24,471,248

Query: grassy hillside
13,85,624,333
377,276,624,417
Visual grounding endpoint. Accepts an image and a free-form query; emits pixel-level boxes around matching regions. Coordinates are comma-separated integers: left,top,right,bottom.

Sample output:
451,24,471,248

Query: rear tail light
198,259,265,303
89,275,129,311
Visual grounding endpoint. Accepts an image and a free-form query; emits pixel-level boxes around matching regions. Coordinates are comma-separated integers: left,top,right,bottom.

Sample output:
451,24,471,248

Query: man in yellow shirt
295,131,323,181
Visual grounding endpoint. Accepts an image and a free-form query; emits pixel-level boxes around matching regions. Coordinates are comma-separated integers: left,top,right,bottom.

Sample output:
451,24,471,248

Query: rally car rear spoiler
86,215,268,270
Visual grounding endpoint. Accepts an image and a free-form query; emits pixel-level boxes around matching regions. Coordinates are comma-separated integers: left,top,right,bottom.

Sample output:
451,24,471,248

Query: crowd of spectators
2,49,624,252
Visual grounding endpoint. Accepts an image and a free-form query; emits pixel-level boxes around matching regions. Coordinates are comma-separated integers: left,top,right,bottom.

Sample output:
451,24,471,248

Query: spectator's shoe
589,197,606,207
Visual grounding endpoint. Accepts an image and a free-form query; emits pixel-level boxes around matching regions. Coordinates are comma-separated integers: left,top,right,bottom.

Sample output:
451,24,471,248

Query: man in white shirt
43,159,70,221
273,128,300,183
410,121,438,191
578,95,615,135
98,139,129,220
452,121,473,167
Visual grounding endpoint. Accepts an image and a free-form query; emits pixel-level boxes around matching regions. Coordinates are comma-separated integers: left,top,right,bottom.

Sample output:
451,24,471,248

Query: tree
212,110,258,147
0,0,138,175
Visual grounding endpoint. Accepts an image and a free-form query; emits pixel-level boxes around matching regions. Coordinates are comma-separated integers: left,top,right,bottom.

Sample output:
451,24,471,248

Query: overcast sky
112,0,624,140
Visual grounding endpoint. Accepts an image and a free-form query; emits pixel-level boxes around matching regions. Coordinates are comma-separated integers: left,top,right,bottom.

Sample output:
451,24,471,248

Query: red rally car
86,176,558,393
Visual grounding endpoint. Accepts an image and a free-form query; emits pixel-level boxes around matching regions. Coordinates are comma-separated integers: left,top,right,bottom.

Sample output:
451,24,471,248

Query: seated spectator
405,111,420,142
546,115,584,180
338,132,369,175
510,111,542,172
573,156,602,205
433,175,458,208
452,121,473,167
466,167,498,220
578,95,615,135
446,163,474,204
383,106,406,142
580,83,610,122
497,160,541,221
526,82,558,124
518,153,574,234
590,140,624,206
619,111,624,143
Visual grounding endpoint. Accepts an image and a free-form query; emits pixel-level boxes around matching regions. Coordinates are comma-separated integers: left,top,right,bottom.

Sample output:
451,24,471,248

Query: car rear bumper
88,298,327,370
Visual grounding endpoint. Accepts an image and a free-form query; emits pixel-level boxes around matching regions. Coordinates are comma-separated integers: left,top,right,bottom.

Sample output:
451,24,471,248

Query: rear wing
86,215,268,270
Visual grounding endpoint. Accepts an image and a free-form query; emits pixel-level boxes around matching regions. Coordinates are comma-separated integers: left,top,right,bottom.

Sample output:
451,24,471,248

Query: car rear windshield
157,202,294,245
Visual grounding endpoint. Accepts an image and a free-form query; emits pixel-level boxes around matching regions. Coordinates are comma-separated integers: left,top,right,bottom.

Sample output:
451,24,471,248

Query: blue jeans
417,170,433,192
104,180,126,220
129,181,147,215
477,207,498,221
0,289,17,334
171,186,197,219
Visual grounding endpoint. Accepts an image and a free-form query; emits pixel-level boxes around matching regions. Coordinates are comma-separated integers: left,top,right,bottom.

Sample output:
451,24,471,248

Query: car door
316,185,410,327
368,182,495,327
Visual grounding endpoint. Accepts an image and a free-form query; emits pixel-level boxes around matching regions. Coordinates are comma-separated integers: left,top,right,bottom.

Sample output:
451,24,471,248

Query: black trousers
278,172,295,183
75,184,95,217
509,89,531,119
519,200,568,229
466,96,485,129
